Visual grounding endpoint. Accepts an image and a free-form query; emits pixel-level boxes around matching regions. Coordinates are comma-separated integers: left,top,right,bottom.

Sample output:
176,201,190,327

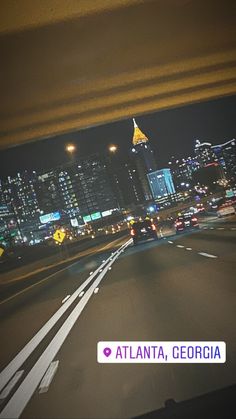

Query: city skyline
0,95,235,178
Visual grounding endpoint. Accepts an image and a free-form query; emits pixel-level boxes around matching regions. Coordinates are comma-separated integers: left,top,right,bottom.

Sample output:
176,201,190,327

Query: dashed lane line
0,371,24,400
61,295,70,304
198,252,218,259
38,361,59,394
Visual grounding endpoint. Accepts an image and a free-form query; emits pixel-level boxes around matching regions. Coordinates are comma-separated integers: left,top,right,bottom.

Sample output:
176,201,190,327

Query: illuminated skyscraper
212,139,236,182
194,140,218,167
131,118,157,200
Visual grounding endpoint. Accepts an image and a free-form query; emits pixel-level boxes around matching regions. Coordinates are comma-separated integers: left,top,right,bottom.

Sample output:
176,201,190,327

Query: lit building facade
147,169,176,200
194,140,218,167
106,151,144,209
3,171,40,225
74,154,119,222
168,156,199,190
37,171,62,215
212,139,236,183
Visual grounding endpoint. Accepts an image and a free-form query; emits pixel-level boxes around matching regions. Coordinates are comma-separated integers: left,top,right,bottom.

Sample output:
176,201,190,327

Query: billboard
40,212,61,224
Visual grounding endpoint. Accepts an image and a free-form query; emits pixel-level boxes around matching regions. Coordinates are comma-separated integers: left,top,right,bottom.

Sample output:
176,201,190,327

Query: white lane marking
38,361,59,394
94,287,99,294
61,295,70,304
0,238,131,394
186,247,192,251
176,245,185,248
168,241,173,244
0,371,24,400
210,227,214,230
79,291,84,298
203,226,208,229
198,252,218,259
0,240,132,419
231,227,236,230
0,237,123,306
89,271,93,275
217,227,224,230
108,267,112,270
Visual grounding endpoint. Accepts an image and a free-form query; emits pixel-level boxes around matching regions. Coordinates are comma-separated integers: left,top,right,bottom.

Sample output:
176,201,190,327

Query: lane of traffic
22,237,236,419
0,239,132,418
0,236,128,375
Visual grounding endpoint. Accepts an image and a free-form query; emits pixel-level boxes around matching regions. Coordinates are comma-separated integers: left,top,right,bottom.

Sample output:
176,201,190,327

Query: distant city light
148,206,155,212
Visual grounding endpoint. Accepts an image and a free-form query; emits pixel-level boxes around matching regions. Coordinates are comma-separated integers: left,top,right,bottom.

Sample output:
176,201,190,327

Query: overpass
0,0,236,149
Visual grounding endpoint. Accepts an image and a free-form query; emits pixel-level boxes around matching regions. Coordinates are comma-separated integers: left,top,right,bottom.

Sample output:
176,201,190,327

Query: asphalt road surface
0,216,235,418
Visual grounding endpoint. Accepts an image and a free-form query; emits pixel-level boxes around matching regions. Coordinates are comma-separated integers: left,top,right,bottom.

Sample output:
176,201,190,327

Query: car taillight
175,221,182,226
151,224,156,231
192,217,197,222
130,229,135,236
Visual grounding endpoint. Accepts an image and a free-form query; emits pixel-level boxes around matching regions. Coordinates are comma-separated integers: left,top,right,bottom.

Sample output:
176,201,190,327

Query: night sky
0,95,235,178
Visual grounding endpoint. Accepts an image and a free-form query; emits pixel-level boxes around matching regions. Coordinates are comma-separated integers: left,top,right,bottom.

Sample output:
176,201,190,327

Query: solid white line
0,236,125,307
94,287,99,294
176,245,185,248
0,240,132,419
0,238,130,394
186,247,192,251
38,361,59,394
61,295,70,304
168,241,173,244
0,371,24,400
198,252,218,259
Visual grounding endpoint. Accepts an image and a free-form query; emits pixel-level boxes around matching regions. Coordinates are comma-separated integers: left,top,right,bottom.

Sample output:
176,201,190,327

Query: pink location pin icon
103,347,112,357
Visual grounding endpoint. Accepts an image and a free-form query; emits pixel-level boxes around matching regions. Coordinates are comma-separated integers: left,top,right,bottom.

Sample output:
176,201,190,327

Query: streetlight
109,144,118,153
66,144,76,154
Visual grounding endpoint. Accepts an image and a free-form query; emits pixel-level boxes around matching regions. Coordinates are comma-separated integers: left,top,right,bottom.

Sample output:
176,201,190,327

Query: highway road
0,216,235,418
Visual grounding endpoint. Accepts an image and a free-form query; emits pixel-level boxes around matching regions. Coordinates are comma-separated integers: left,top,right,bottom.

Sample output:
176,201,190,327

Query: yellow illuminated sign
0,247,4,257
53,229,66,243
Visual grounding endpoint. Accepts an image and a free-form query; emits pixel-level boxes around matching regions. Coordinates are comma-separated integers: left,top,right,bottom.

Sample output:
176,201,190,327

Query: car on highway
175,213,199,233
217,204,235,217
196,203,205,213
130,219,158,245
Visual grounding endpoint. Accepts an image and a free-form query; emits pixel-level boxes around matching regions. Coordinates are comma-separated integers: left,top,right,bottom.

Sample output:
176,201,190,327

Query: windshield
0,3,235,418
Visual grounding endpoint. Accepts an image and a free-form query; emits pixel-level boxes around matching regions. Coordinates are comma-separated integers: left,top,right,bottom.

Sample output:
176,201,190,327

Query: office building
131,118,157,200
147,169,176,200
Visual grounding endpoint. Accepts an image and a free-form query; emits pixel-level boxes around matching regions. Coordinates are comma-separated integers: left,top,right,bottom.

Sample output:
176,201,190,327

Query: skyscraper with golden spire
131,118,157,201
132,118,149,146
